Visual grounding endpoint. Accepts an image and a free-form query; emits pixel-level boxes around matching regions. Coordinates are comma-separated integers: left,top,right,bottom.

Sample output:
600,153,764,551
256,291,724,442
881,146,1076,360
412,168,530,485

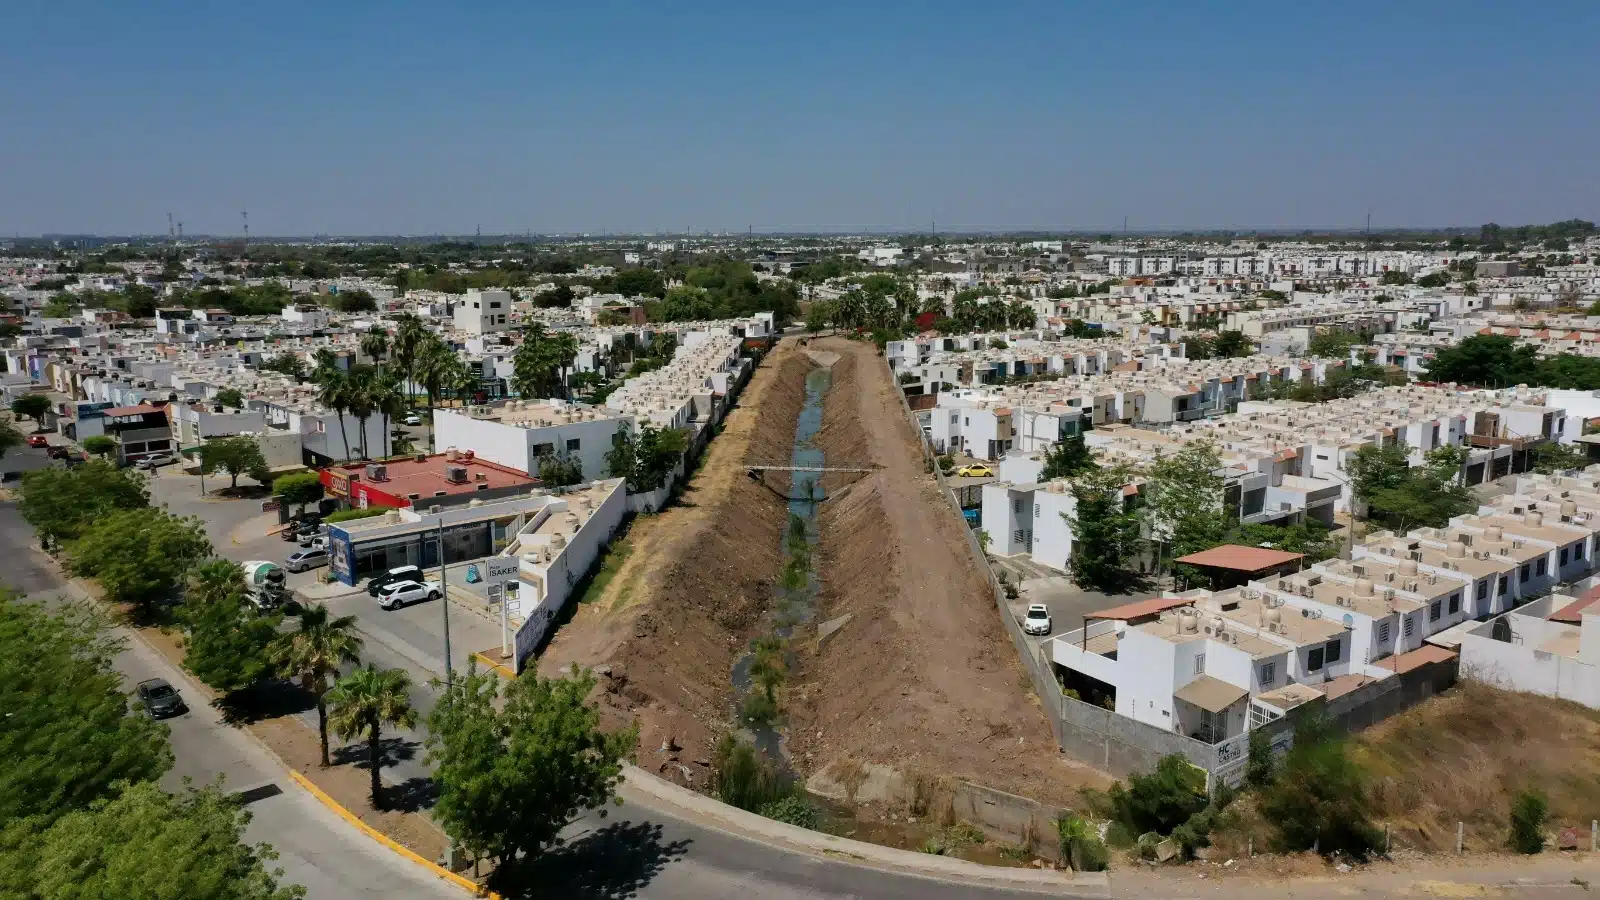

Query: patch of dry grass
1353,682,1600,851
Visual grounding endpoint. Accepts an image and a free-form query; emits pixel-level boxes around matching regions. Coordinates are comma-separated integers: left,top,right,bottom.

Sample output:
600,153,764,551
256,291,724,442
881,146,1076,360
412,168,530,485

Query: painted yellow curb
470,652,517,680
286,770,499,899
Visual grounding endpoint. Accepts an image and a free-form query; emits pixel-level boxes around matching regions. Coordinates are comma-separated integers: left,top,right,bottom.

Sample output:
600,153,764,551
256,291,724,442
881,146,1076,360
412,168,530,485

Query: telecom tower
242,210,249,252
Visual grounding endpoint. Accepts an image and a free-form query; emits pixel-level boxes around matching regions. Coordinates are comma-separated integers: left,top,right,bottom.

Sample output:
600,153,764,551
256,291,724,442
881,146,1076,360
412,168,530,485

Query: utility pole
437,519,454,689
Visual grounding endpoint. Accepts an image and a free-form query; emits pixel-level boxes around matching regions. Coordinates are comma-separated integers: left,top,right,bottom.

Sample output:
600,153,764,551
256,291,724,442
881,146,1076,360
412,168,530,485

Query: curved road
1,500,1080,899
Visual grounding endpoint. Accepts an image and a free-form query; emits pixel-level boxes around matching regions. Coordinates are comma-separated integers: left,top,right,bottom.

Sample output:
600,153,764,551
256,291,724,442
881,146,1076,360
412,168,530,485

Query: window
1448,593,1460,615
1560,547,1569,566
1537,558,1547,576
1307,647,1325,672
1194,654,1206,675
1576,542,1586,560
566,438,580,452
1403,616,1415,638
1520,564,1530,583
1378,622,1391,643
1013,497,1024,514
1259,662,1276,685
1429,600,1441,622
489,301,502,309
1325,639,1341,663
1034,503,1040,518
1499,575,1510,597
1476,579,1488,602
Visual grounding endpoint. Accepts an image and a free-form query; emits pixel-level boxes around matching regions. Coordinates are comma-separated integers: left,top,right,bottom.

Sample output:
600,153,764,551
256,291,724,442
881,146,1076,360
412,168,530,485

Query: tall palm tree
313,367,354,463
418,339,468,420
187,557,245,608
390,314,428,407
326,665,416,810
359,330,389,373
343,366,380,460
372,369,408,454
269,604,364,768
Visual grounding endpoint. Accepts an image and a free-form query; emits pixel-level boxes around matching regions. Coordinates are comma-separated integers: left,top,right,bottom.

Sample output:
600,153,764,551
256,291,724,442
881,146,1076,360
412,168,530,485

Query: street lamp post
436,519,452,689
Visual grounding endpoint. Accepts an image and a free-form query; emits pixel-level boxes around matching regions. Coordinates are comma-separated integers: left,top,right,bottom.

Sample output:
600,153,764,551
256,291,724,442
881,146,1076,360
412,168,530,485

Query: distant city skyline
3,0,1596,236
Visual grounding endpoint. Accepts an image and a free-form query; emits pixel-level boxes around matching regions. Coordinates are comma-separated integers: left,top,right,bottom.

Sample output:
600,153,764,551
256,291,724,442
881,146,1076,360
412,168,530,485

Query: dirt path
787,337,1109,804
538,340,814,785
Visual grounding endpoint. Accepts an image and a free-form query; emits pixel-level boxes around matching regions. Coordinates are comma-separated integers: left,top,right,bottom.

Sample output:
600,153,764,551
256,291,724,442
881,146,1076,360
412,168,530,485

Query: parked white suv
1023,603,1052,636
374,579,441,611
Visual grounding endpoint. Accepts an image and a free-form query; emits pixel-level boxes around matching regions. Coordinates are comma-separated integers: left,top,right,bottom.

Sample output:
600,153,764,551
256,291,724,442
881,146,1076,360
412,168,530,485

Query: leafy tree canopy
66,508,213,614
19,460,149,547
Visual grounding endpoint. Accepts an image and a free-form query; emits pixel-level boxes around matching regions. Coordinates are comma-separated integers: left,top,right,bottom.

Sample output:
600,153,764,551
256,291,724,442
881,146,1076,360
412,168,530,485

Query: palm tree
313,367,354,463
269,604,364,767
390,314,428,406
326,665,416,810
343,367,380,460
187,557,245,608
418,338,468,419
359,330,389,373
372,369,407,454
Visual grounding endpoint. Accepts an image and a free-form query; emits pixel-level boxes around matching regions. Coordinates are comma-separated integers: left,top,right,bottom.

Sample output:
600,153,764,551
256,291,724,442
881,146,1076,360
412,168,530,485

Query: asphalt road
1,497,1083,900
0,501,462,900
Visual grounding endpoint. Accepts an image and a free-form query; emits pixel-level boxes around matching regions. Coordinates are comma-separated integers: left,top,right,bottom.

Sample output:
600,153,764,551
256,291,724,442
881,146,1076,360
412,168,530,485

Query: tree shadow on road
214,678,316,725
501,820,691,900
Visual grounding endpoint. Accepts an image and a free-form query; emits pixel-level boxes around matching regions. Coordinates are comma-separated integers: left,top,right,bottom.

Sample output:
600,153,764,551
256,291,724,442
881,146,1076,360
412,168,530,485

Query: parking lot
993,552,1158,648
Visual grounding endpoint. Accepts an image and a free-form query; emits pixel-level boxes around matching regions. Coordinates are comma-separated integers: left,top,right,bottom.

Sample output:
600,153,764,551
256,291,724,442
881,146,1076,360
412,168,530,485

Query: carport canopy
1174,675,1248,714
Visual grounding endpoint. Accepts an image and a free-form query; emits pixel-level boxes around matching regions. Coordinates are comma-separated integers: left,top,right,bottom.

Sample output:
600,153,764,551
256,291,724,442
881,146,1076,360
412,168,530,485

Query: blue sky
2,1,1596,235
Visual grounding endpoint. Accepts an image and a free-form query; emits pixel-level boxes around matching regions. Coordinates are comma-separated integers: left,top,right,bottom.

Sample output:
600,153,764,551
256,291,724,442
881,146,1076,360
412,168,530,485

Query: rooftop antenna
177,221,184,242
167,212,174,242
1123,216,1129,237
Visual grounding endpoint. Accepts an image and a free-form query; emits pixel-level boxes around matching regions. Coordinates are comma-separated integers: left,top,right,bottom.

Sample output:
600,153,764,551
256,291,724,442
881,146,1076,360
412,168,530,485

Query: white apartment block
453,288,512,334
432,399,634,483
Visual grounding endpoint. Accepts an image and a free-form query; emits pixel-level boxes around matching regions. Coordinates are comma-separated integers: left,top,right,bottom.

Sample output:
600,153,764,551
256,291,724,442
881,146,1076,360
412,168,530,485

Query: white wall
1461,613,1600,709
434,408,634,482
1116,628,1178,730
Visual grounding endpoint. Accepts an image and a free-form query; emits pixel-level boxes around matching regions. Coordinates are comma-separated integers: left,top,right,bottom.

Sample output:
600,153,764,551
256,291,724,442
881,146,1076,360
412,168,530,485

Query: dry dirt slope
786,337,1108,805
538,341,814,782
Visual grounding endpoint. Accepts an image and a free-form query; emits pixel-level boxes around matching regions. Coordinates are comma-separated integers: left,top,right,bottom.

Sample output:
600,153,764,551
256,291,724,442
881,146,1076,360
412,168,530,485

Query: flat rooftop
327,452,538,503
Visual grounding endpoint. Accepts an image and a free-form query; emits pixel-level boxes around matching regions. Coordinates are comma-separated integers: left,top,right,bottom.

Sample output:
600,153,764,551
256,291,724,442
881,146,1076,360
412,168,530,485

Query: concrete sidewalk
619,766,1110,897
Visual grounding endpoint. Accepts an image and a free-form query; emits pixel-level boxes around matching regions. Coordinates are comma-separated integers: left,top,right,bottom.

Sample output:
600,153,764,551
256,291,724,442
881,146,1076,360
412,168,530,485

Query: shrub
758,794,819,830
1057,814,1109,871
714,735,788,811
1245,726,1276,788
1109,754,1209,837
1508,790,1548,854
1261,713,1382,860
324,506,387,523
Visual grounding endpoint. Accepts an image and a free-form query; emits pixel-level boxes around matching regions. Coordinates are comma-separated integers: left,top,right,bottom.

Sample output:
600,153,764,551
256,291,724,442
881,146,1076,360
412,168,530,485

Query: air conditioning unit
1301,609,1313,618
365,464,387,482
445,465,469,484
1243,588,1259,599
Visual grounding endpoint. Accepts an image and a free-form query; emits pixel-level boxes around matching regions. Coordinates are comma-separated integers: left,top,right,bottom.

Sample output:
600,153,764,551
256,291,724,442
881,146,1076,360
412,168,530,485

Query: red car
25,435,49,449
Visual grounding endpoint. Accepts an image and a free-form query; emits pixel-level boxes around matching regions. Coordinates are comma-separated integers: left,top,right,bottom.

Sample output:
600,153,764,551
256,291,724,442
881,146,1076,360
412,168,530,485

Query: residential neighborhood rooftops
1551,589,1600,624
1085,595,1195,622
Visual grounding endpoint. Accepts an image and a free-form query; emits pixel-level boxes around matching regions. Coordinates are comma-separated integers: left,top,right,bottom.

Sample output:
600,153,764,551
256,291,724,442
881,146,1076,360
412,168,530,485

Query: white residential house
453,289,512,335
431,400,634,483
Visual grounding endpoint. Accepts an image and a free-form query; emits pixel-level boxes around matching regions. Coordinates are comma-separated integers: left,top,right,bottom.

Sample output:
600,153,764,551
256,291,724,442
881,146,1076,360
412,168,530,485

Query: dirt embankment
786,337,1109,805
538,340,814,783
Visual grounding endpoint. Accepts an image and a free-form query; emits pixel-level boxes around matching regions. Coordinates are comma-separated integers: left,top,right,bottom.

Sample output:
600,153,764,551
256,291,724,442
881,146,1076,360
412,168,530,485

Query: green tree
1307,329,1373,358
416,336,471,418
82,435,117,458
606,422,687,493
1532,442,1589,474
1380,270,1412,285
1211,330,1254,358
1424,335,1539,388
1260,713,1382,859
199,435,271,490
181,588,281,696
1039,433,1097,480
0,780,304,900
1144,440,1227,579
269,604,364,768
66,508,212,617
425,664,636,883
1065,464,1144,592
271,472,324,515
11,394,51,431
214,388,245,409
1352,443,1474,533
326,666,418,810
0,592,172,826
259,354,307,383
20,460,149,548
0,419,21,459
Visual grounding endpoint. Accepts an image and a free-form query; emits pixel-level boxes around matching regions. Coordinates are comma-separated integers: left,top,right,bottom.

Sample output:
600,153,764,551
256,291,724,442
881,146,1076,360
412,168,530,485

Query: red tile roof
1375,644,1458,674
102,404,164,418
1086,595,1195,622
1550,588,1600,624
1173,544,1304,572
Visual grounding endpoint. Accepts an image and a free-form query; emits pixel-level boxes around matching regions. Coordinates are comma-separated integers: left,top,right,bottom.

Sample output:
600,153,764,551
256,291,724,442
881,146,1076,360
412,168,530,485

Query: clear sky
3,0,1596,236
